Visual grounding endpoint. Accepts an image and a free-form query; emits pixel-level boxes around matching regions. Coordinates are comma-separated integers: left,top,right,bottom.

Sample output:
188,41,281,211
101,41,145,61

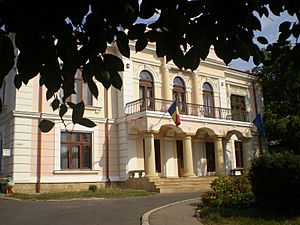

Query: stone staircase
125,176,217,193
149,176,217,193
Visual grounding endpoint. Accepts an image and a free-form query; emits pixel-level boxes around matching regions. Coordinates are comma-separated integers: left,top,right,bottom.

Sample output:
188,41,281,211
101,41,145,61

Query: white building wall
12,117,32,182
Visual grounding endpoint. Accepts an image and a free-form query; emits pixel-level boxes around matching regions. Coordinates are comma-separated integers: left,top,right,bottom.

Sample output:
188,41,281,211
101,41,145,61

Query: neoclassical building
0,41,263,193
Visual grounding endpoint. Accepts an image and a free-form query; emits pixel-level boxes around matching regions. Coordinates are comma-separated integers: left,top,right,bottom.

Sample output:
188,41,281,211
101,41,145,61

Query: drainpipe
105,89,111,187
252,81,263,154
37,85,43,193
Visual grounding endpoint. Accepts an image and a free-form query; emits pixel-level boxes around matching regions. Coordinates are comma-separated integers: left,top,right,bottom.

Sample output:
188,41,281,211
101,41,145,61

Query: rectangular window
231,95,246,121
234,141,243,168
60,132,92,170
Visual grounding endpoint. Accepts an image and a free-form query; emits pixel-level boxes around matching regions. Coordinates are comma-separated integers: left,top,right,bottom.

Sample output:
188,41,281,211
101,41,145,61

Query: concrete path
148,198,202,225
0,192,200,225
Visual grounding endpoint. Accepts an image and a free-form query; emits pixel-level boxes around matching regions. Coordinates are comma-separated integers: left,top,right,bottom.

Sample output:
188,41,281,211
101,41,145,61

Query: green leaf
39,119,55,133
184,46,200,71
103,54,124,71
0,35,15,79
14,74,22,90
292,23,300,38
95,70,111,89
128,24,146,40
72,101,85,124
46,90,55,101
77,118,97,128
235,40,250,61
17,51,41,84
110,71,123,90
59,104,68,118
139,0,156,19
51,98,60,111
279,21,291,33
247,14,262,31
135,36,148,52
214,41,232,65
257,36,268,45
67,102,76,109
116,31,130,58
87,79,99,99
173,49,185,70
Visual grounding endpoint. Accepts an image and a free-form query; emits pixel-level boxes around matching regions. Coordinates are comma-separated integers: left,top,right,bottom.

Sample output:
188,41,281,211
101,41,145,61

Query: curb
140,197,200,225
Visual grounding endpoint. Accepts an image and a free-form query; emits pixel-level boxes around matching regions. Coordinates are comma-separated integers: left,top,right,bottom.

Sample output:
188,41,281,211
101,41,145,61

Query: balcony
125,98,250,122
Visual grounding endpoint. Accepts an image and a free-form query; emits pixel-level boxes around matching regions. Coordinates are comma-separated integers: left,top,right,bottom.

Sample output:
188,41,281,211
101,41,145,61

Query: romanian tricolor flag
168,100,181,126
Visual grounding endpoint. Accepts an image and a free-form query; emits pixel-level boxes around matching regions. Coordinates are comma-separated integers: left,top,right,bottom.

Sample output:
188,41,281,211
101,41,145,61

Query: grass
1,188,153,201
199,207,300,225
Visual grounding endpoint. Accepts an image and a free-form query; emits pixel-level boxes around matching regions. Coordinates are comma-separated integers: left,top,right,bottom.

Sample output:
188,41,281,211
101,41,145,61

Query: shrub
201,175,255,208
88,184,97,192
250,152,300,213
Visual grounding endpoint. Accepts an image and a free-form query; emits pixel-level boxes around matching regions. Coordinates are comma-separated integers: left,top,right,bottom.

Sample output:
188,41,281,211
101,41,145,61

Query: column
223,138,233,175
161,58,172,101
183,136,196,177
164,137,177,177
242,139,253,172
214,137,225,176
144,132,156,177
192,73,200,105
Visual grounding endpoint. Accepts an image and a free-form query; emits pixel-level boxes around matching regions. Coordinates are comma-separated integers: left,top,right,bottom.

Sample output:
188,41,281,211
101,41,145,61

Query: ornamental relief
133,62,160,82
199,77,219,93
230,85,248,96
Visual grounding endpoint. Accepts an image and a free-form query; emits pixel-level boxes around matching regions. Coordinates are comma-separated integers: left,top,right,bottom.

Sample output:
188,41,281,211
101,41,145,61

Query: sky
229,12,298,71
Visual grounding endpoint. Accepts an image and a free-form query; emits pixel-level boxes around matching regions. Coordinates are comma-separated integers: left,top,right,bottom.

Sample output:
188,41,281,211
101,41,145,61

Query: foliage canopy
0,0,299,131
253,45,300,154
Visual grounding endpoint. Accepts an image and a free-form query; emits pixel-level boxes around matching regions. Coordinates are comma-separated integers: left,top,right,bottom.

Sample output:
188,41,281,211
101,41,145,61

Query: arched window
202,82,214,117
172,77,186,113
139,70,154,110
68,69,93,106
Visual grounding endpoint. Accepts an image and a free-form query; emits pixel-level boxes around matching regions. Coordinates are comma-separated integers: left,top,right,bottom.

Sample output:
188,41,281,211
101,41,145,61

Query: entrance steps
149,177,217,193
125,176,217,193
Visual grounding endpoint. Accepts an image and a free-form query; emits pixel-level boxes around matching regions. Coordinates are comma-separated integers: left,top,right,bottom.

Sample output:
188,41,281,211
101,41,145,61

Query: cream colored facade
0,42,263,192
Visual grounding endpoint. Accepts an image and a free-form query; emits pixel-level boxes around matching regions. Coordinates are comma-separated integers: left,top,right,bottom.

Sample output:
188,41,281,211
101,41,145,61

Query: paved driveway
0,192,200,225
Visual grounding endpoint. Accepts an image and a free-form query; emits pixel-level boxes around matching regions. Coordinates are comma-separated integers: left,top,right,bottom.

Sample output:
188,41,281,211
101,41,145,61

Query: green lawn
199,207,300,225
1,188,153,200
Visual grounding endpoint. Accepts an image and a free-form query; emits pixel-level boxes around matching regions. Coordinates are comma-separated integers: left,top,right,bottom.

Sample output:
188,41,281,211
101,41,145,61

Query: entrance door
154,140,161,173
176,140,184,177
206,142,216,172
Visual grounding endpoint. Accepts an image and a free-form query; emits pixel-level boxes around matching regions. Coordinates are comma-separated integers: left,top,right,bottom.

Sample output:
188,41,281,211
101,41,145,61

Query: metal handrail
125,97,250,122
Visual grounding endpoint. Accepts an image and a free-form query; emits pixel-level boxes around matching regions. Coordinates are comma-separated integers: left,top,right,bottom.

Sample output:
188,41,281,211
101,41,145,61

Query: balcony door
231,95,246,121
203,82,215,117
173,77,186,114
139,70,154,111
206,142,216,173
176,140,184,177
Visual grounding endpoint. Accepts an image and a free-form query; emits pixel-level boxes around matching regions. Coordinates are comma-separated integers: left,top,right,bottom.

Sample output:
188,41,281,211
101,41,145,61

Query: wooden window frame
234,141,244,168
139,70,154,110
173,77,187,114
231,95,246,121
202,82,215,117
68,70,93,106
60,132,92,170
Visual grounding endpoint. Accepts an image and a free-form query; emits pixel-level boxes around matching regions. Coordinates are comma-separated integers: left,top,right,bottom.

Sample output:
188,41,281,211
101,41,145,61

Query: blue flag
253,113,265,136
167,100,181,126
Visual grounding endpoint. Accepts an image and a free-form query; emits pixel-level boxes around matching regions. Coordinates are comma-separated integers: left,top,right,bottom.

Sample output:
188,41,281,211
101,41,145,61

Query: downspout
37,85,43,193
252,80,263,154
105,89,111,187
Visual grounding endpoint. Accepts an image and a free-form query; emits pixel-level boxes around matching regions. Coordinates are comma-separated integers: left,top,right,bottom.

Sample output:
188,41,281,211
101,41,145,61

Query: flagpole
150,100,178,128
150,108,169,128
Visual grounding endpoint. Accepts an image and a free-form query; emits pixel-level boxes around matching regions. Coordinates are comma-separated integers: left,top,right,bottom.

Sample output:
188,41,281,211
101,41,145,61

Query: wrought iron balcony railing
125,98,250,122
